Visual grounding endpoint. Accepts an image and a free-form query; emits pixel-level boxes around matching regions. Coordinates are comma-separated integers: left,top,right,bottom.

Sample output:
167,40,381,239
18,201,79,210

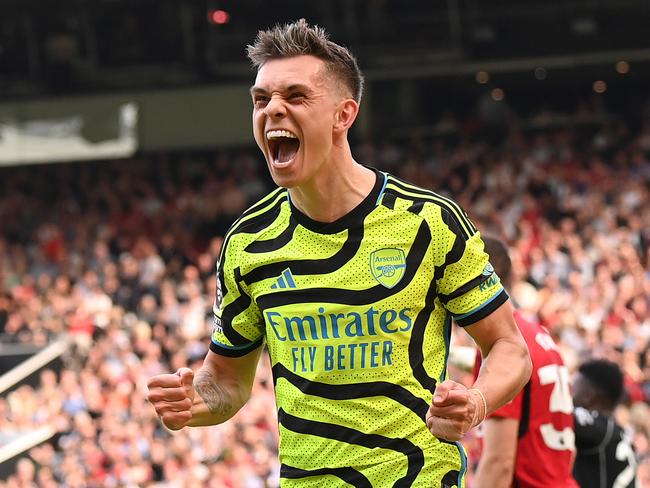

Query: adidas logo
271,268,297,289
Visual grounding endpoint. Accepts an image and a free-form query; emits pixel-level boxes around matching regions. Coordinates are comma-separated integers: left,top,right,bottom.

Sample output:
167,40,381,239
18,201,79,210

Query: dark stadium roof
1,0,650,99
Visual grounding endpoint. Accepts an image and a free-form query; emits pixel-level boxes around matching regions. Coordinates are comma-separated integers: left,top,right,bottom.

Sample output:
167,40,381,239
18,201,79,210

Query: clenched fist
147,367,195,430
426,380,486,442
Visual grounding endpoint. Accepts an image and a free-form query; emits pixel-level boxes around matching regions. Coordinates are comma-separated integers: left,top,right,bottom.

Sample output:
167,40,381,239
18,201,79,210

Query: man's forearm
474,417,519,487
186,369,245,427
474,337,531,413
475,454,516,488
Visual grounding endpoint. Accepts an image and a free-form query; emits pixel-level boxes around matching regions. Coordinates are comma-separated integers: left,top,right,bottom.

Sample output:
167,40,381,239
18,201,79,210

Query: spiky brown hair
246,18,364,103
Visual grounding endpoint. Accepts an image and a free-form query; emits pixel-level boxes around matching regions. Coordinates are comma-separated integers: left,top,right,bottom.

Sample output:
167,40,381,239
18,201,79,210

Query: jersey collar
289,166,385,234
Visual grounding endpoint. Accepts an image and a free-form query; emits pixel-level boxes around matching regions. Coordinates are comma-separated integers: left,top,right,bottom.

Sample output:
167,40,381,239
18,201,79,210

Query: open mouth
266,129,300,166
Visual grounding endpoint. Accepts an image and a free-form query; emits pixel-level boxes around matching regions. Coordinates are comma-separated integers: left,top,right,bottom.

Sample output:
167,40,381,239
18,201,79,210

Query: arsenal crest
370,248,406,288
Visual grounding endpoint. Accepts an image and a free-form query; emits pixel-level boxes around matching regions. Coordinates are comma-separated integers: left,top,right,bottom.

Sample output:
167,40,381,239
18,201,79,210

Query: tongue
277,139,299,163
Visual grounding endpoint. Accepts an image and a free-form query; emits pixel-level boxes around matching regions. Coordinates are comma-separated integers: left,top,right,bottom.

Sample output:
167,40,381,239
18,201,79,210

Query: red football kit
474,311,578,488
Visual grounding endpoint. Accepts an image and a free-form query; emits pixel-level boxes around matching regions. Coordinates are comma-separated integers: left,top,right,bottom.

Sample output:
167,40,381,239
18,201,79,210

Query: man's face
571,373,596,410
250,55,343,189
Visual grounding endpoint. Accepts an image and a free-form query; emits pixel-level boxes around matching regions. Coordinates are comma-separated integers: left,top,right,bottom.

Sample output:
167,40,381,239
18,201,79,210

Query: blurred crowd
0,100,649,486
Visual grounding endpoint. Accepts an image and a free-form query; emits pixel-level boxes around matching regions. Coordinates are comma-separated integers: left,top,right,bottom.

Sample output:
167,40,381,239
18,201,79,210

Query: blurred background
0,1,649,486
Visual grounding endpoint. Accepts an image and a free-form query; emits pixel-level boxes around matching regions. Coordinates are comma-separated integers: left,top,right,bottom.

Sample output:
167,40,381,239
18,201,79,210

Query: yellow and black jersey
212,167,507,487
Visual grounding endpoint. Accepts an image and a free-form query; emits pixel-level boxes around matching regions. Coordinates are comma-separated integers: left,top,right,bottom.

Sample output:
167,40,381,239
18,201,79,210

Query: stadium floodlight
207,9,230,25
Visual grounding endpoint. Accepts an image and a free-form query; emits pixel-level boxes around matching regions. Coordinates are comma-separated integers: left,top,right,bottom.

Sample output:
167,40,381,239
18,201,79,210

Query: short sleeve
436,209,508,327
489,388,524,420
211,238,265,357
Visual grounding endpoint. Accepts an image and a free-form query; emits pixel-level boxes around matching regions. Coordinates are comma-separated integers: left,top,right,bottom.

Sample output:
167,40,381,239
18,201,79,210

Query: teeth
266,130,297,140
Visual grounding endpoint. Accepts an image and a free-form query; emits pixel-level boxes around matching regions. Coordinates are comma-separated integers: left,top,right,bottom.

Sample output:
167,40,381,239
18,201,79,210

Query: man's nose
264,96,286,118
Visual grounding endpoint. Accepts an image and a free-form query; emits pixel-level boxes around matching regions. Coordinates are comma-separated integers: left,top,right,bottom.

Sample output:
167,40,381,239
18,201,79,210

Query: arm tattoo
194,369,236,419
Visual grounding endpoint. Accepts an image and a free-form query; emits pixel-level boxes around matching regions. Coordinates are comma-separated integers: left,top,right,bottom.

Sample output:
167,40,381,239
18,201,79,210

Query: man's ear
333,99,359,132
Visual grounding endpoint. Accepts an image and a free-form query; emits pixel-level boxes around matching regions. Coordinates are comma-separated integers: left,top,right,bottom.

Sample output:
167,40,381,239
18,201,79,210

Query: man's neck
288,158,376,223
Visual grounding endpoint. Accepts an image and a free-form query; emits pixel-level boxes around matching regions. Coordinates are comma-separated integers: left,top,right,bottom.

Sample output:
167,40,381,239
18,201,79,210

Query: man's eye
287,93,305,102
254,97,269,108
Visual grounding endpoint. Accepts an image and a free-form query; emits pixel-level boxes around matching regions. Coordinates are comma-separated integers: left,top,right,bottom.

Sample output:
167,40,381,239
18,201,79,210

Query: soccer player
147,19,532,487
474,236,578,488
572,359,639,488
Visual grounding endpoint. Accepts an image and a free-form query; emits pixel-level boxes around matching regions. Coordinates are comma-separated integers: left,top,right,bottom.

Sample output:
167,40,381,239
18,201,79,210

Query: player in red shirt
474,236,578,488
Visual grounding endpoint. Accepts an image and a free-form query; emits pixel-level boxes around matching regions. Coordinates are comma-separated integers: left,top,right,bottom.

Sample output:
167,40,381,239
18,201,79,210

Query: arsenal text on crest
370,248,406,289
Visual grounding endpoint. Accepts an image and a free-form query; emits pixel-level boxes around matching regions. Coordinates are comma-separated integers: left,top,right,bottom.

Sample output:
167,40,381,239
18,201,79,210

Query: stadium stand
0,97,648,486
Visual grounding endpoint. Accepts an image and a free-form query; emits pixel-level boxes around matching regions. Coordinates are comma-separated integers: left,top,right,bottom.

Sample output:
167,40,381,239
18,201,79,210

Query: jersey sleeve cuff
209,337,263,357
454,288,509,327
